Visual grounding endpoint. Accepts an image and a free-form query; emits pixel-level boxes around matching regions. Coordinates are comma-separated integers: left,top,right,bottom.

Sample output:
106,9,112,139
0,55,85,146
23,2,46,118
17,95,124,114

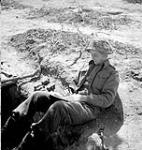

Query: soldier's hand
78,88,88,95
65,94,82,102
87,133,102,150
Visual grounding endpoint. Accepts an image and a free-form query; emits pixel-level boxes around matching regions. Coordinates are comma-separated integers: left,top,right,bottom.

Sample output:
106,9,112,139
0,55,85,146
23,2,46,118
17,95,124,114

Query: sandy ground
1,0,142,150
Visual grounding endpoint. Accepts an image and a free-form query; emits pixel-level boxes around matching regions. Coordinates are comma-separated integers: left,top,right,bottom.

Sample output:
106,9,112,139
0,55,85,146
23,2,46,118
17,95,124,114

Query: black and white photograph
1,0,142,150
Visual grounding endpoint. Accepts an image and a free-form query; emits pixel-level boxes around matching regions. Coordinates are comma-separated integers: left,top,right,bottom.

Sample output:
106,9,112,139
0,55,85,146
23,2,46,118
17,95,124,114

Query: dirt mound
6,29,90,95
9,28,89,54
9,28,90,80
8,28,142,89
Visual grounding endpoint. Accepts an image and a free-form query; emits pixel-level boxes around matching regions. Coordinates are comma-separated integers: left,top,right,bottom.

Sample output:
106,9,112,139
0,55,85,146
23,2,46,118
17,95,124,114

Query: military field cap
87,39,113,56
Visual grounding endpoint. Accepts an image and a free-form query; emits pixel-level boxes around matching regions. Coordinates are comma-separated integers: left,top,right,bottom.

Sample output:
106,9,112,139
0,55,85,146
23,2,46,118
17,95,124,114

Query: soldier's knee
48,101,67,115
52,101,67,109
30,91,42,99
30,91,49,103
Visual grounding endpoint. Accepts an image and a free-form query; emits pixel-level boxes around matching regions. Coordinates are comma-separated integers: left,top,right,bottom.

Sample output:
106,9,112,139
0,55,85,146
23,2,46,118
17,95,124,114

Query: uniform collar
103,59,110,68
89,59,110,68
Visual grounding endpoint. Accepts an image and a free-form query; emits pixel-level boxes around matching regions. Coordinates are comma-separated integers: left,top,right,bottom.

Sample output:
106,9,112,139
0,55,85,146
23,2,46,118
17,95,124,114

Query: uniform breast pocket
93,74,109,90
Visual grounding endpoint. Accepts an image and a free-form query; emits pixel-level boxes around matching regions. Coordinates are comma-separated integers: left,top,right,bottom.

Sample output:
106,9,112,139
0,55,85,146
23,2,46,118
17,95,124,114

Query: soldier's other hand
65,94,82,102
78,88,88,95
86,133,102,150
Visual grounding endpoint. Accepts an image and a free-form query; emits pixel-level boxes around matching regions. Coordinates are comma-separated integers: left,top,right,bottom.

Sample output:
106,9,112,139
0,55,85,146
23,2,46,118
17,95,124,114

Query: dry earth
1,0,142,150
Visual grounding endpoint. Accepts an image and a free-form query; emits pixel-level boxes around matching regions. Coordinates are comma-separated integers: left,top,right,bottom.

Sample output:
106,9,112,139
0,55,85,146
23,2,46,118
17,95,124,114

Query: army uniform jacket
74,60,123,114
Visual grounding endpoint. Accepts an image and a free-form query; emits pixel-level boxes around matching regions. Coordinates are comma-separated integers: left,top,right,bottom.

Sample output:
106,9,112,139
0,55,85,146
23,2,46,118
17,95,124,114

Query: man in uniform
2,39,123,150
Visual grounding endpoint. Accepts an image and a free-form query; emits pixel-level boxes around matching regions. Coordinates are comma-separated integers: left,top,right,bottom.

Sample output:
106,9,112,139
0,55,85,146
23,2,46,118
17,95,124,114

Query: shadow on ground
123,0,142,4
105,134,124,150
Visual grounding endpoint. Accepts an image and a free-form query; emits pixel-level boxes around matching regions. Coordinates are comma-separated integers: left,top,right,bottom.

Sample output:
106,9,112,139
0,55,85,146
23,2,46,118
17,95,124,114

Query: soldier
2,39,123,150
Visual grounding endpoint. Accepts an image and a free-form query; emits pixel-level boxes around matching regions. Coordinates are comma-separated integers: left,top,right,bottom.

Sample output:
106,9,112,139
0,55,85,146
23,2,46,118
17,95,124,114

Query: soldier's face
90,49,106,64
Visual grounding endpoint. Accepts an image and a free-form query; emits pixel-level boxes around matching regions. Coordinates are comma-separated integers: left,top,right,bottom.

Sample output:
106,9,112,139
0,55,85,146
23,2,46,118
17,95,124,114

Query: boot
13,131,35,150
1,112,31,150
14,126,47,150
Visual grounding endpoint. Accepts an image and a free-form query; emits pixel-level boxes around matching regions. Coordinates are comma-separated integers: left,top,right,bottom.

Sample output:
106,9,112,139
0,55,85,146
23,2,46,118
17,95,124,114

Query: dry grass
8,28,90,86
27,6,132,30
110,40,141,58
9,28,90,55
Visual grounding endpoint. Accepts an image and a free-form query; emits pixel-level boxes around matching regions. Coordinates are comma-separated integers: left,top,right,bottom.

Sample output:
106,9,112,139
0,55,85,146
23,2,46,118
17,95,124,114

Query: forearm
80,93,115,108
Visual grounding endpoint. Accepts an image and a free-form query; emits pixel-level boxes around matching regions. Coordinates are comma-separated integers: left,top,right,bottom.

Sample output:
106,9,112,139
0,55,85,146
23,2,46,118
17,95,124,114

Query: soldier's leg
1,110,31,150
13,91,62,118
34,101,101,135
14,101,101,150
1,91,61,149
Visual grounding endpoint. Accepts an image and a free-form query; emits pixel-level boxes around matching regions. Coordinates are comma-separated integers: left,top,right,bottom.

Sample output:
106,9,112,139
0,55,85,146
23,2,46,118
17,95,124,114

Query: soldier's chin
94,61,98,64
86,143,100,150
92,60,96,63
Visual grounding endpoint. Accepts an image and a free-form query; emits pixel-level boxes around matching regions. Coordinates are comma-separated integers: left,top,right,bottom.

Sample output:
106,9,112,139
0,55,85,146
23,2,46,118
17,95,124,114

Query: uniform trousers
13,91,101,135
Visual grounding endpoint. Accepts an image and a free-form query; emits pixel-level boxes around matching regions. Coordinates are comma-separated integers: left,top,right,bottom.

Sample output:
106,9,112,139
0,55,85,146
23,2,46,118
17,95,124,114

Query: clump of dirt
1,0,31,10
27,6,132,30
